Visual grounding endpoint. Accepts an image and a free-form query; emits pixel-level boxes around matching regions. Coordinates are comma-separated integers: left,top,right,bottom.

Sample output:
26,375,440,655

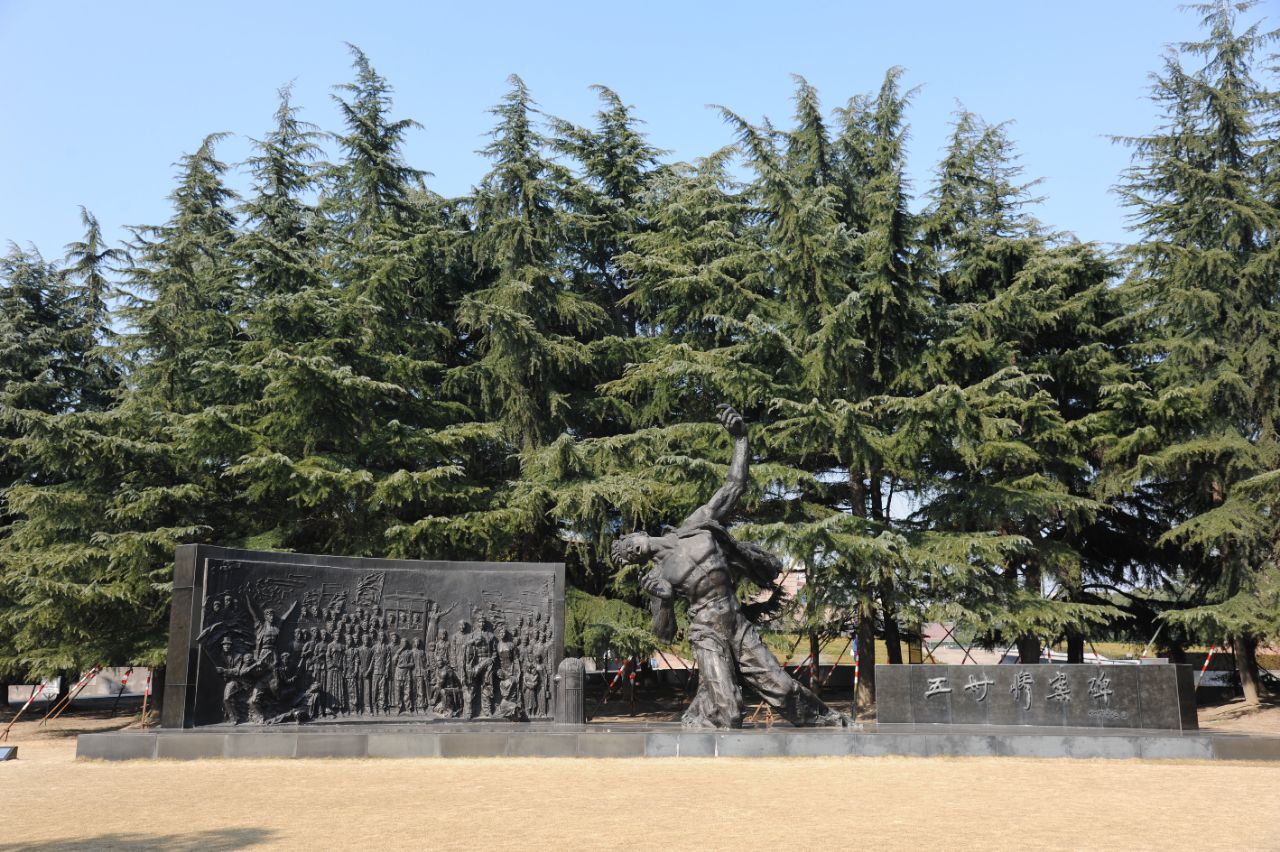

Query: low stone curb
74,724,1280,761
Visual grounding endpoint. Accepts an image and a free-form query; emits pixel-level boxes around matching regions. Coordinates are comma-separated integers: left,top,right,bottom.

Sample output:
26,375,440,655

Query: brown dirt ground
1198,697,1280,734
2,705,1280,852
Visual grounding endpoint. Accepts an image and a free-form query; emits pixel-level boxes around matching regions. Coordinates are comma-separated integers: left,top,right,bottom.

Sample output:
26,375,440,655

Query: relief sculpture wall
161,545,564,728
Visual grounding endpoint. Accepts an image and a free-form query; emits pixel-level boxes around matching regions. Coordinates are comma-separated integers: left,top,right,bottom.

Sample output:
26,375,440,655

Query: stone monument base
76,722,1280,762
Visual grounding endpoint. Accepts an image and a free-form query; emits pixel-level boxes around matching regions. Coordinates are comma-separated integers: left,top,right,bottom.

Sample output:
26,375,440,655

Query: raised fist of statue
716,404,747,438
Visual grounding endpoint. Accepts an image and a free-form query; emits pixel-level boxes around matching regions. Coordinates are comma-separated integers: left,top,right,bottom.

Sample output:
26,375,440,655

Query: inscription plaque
161,545,565,728
875,664,1198,730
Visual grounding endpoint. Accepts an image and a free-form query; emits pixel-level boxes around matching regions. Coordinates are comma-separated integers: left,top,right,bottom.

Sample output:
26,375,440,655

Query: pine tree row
2,4,1276,704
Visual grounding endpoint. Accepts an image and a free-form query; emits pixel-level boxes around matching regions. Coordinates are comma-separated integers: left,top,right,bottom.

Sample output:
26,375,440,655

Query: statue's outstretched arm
245,593,262,626
681,405,749,528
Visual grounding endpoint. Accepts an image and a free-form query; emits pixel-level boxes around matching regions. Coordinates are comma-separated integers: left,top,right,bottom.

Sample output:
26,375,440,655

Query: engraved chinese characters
926,669,1092,710
188,552,561,726
875,663,1200,730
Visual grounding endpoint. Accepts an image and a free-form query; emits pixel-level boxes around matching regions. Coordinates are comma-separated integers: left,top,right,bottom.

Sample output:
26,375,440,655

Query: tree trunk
869,474,902,665
856,608,876,714
57,670,72,702
851,471,875,713
1018,560,1042,663
1232,633,1263,705
880,579,903,665
1016,635,1041,664
808,631,821,696
1066,633,1084,664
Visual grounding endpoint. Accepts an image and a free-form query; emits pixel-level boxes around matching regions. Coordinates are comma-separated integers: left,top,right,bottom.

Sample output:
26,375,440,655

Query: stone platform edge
75,726,1280,762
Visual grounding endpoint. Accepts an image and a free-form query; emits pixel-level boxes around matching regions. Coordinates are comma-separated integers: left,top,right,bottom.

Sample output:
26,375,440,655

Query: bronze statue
611,405,848,729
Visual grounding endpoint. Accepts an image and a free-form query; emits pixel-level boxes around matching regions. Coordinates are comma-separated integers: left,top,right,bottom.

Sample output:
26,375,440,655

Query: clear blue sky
0,2,1249,259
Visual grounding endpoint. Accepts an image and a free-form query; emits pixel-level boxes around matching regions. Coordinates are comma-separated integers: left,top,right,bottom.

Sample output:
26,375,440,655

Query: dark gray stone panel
173,543,198,588
437,732,509,757
674,733,716,757
783,733,856,756
77,725,1280,762
577,733,646,758
156,733,225,760
715,733,786,757
1174,666,1198,729
645,734,679,757
1141,736,1214,760
76,733,158,761
852,734,932,757
908,665,953,725
935,734,998,758
295,733,368,758
367,733,440,758
948,666,997,725
1066,665,1140,729
880,664,1195,731
998,735,1080,758
507,733,577,757
224,733,298,758
164,544,564,730
873,665,913,723
1137,666,1181,730
1068,735,1141,759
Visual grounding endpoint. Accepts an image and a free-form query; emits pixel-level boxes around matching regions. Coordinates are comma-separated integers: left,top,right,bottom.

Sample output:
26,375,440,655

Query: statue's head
611,532,654,565
221,636,234,653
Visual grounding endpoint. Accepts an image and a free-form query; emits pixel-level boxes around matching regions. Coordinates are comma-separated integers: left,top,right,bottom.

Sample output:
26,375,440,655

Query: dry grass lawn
2,714,1279,851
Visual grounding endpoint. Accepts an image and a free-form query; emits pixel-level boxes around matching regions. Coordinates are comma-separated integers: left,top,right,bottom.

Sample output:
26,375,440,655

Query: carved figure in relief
357,634,375,714
493,626,524,720
311,630,328,708
394,636,414,713
610,405,848,730
344,639,362,714
325,633,345,715
468,621,496,717
216,636,250,723
371,632,392,714
246,595,298,663
409,638,429,714
433,659,463,717
453,621,477,718
199,561,556,725
522,650,542,716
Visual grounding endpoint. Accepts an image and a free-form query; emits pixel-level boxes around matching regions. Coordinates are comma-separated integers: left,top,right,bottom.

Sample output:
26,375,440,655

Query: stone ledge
74,725,1280,762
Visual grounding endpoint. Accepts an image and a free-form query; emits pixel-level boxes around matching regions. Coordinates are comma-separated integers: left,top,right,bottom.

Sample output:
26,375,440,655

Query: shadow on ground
0,827,274,851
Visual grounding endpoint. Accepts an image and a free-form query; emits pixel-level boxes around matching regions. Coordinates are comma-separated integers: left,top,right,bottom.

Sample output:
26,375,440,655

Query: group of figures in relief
198,581,554,725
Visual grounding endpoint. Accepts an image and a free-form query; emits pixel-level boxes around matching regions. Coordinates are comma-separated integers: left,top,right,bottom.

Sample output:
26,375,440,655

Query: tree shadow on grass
0,827,274,851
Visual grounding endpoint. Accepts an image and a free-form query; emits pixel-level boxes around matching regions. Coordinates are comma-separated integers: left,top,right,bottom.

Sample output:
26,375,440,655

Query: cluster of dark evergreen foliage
3,2,1277,704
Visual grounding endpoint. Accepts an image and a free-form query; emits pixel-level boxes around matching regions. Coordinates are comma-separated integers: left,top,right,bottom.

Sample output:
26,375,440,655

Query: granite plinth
876,663,1198,730
74,722,1280,761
